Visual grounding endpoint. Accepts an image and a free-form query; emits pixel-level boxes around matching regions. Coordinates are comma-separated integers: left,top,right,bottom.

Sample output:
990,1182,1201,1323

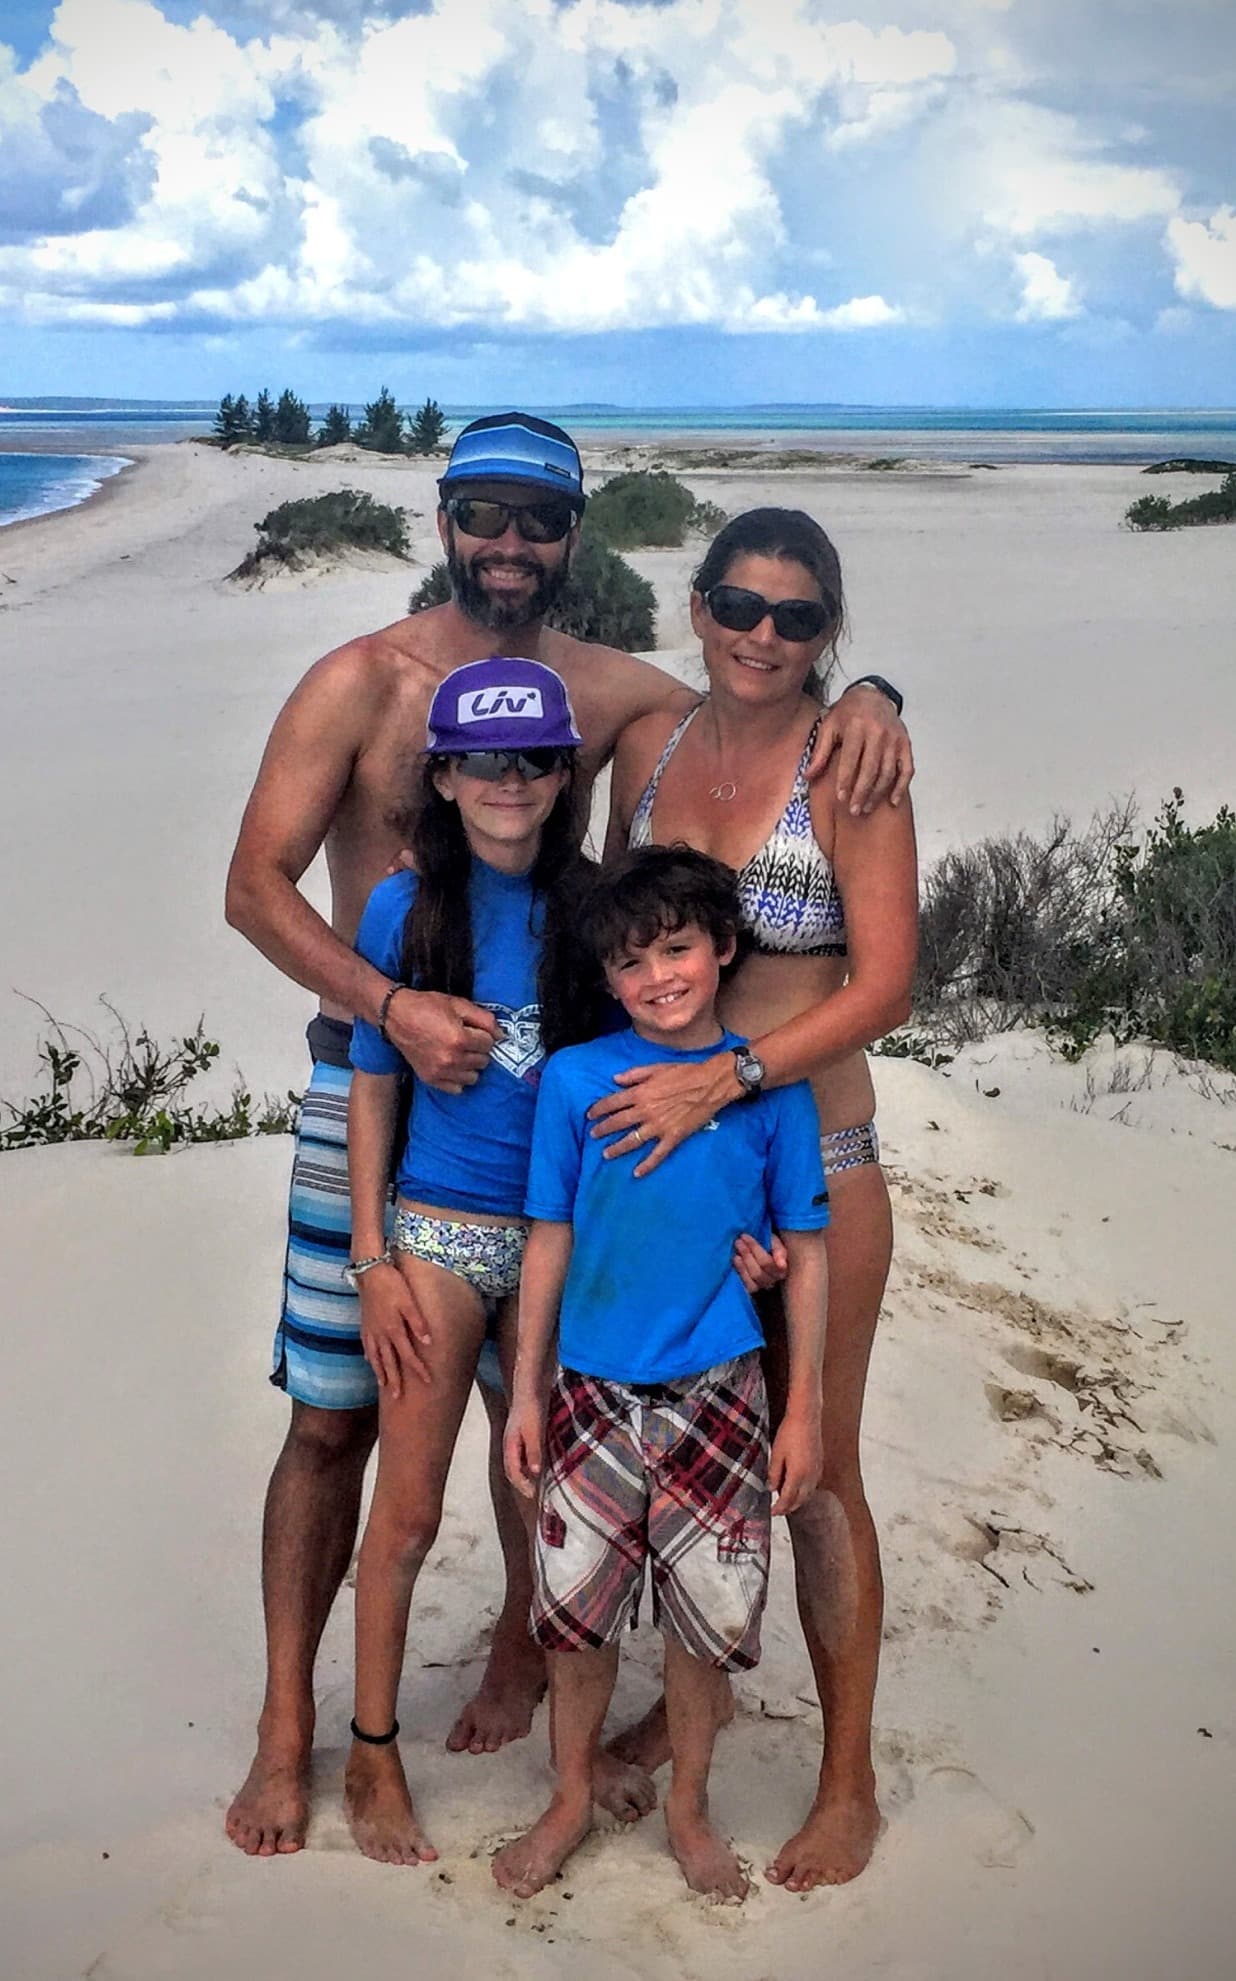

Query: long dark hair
691,506,847,703
398,756,605,1055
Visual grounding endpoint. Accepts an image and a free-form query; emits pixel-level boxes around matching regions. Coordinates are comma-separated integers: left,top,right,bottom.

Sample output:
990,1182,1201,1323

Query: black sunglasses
704,583,836,643
449,748,571,783
446,496,578,545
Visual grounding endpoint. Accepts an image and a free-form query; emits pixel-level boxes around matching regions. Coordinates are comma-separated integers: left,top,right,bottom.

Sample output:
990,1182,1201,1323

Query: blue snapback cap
439,412,585,505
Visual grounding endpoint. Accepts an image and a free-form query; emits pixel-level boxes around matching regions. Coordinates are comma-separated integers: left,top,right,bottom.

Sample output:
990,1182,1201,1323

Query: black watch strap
850,673,904,717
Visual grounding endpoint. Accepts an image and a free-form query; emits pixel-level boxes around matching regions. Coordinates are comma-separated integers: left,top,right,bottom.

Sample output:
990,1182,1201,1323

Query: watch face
736,1048,764,1091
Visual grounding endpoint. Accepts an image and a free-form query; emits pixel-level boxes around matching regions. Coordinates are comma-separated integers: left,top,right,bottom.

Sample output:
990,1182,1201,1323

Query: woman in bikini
597,507,918,1892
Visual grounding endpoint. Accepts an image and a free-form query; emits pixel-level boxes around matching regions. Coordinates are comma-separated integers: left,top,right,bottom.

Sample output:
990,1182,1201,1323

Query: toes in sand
344,1743,439,1866
225,1749,310,1857
446,1635,547,1755
592,1748,658,1823
666,1796,749,1901
766,1790,884,1891
492,1791,592,1899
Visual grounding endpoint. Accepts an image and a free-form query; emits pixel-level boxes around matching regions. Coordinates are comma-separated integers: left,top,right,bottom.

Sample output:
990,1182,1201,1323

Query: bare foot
446,1630,547,1755
492,1789,592,1898
606,1686,734,1776
666,1793,749,1901
345,1742,439,1866
226,1739,311,1857
592,1748,658,1822
765,1780,883,1890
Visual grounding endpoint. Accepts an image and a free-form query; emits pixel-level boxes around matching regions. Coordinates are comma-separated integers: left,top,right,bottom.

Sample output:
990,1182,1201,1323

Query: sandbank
1,436,1234,1978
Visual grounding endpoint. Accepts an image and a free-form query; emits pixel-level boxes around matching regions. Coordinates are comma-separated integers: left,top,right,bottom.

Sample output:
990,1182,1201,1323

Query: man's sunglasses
446,496,578,545
449,748,571,783
704,583,836,643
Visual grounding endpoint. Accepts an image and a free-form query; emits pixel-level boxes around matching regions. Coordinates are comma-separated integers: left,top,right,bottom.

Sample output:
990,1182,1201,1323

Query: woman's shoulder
609,704,696,837
614,701,693,774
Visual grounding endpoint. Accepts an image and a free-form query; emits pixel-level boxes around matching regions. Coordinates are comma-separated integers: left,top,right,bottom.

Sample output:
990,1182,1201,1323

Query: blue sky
1,0,1233,407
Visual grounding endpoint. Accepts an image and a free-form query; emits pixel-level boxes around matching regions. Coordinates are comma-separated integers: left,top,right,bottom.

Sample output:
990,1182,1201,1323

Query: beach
2,438,1234,1980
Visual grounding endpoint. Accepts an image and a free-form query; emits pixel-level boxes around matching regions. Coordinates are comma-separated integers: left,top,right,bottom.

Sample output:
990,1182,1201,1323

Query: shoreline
0,449,144,542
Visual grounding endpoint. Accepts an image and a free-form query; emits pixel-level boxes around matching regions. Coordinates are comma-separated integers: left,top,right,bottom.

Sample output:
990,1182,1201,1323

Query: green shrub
0,1005,298,1155
230,489,410,578
1125,473,1236,531
917,808,1125,1026
1071,793,1236,1067
1125,495,1175,531
914,793,1236,1071
585,470,726,550
409,532,657,648
1144,458,1236,475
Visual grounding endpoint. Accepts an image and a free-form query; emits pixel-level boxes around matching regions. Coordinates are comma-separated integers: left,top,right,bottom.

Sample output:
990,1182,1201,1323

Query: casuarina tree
406,397,449,454
317,403,352,447
355,386,406,454
274,388,312,446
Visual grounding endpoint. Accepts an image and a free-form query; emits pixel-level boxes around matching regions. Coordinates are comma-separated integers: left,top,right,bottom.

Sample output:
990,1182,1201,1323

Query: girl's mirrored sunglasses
446,496,578,545
450,748,571,783
704,582,836,643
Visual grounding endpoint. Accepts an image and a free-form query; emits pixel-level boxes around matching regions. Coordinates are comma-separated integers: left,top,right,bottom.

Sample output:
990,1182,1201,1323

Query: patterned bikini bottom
392,1207,528,1299
819,1120,881,1175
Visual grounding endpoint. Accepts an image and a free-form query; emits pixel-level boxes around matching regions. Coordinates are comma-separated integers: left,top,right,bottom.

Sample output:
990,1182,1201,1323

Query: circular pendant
709,780,738,802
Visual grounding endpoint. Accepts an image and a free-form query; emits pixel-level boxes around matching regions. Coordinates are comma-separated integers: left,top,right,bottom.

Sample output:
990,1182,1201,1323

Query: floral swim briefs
392,1206,528,1300
530,1350,771,1672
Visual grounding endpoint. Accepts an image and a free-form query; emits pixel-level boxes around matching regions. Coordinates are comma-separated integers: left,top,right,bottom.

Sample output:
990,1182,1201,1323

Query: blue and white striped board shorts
270,1053,506,1409
271,1060,380,1411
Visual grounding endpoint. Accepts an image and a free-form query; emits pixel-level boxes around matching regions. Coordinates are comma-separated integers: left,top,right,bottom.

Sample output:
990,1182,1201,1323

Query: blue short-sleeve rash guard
525,1027,829,1384
350,861,545,1216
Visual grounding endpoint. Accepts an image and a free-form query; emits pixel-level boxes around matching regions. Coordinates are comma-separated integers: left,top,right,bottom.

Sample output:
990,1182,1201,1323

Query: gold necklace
708,779,738,801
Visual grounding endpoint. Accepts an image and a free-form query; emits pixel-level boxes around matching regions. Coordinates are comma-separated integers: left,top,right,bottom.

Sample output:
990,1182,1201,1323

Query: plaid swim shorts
530,1350,771,1672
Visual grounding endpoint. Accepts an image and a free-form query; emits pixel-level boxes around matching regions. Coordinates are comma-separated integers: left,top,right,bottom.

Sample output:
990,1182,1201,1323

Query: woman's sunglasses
704,583,836,644
445,496,578,545
449,748,571,783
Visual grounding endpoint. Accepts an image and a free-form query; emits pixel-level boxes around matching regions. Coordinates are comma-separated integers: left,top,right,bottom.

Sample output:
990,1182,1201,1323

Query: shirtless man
222,411,909,1857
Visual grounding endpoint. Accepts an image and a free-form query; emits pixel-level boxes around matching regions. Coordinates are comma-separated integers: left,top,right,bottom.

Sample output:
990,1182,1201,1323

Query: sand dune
1,442,1234,1978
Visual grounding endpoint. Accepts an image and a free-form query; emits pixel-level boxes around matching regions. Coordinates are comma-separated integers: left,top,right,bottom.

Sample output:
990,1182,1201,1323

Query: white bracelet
343,1248,392,1288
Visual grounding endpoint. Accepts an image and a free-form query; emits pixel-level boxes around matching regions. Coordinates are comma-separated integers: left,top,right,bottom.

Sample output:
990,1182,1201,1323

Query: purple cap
425,657,583,755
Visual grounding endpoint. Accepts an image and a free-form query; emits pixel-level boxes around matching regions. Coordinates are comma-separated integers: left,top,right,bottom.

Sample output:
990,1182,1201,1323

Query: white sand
2,444,1234,1978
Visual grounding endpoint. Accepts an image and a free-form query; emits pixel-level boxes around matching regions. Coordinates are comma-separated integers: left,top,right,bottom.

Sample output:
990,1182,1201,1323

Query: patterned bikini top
628,706,847,958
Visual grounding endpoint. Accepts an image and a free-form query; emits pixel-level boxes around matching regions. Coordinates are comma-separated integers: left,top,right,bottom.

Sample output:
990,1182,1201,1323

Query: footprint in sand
911,1765,1034,1869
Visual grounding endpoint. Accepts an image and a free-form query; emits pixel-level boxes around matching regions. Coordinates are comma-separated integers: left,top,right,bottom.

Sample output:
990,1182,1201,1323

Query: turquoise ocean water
3,398,1234,528
0,449,132,528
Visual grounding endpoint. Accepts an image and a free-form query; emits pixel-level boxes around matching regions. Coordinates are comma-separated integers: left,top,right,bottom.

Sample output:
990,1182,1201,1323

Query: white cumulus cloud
1167,206,1236,310
0,0,1226,349
1013,251,1079,321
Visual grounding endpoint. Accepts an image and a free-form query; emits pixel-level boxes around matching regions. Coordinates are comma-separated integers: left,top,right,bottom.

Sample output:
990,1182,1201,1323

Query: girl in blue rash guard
341,657,604,1866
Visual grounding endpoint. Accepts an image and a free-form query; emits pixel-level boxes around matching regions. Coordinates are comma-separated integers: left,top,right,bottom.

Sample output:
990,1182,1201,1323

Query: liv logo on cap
457,686,545,725
425,657,583,755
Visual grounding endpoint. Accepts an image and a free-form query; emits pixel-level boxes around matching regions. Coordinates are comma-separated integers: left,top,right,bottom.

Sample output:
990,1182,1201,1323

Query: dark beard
445,529,570,631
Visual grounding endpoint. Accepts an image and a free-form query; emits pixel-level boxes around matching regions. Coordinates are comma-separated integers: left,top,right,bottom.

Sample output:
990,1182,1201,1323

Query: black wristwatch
850,674,904,717
731,1045,765,1101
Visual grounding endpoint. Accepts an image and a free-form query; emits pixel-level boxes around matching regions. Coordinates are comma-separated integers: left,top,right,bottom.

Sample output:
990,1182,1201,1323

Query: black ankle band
350,1716,400,1746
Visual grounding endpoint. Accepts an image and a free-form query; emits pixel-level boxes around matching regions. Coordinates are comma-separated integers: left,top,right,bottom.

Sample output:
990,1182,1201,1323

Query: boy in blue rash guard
497,847,829,1904
342,657,607,1867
